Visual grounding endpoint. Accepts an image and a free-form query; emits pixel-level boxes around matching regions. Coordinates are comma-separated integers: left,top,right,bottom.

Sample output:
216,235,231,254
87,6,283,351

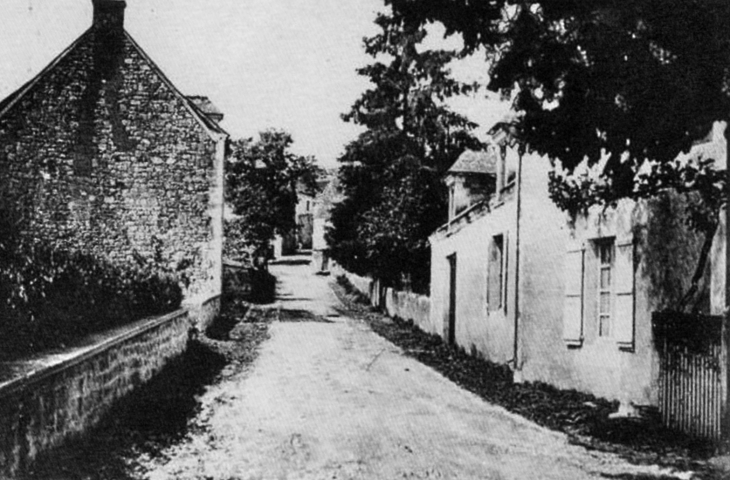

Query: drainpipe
513,149,524,382
720,121,730,446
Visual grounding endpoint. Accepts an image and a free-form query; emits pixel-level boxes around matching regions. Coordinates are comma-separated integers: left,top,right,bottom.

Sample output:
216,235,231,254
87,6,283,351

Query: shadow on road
22,293,272,480
279,308,335,323
270,258,311,266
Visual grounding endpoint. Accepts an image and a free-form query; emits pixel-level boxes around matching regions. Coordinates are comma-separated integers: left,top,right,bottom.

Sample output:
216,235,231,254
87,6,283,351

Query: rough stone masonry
0,0,227,306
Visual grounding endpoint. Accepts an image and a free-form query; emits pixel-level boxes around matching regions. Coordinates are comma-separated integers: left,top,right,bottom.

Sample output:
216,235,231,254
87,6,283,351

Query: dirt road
140,256,692,480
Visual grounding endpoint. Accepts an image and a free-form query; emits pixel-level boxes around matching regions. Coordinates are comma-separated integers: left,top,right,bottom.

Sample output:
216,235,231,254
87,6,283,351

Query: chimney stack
92,0,127,33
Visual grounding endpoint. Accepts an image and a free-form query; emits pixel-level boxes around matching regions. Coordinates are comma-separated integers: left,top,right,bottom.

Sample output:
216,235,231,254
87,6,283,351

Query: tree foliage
329,9,482,291
389,0,730,308
388,0,728,202
226,130,321,265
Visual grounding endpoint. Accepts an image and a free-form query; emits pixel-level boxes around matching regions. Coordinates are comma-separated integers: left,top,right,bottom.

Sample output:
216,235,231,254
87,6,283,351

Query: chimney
92,0,127,33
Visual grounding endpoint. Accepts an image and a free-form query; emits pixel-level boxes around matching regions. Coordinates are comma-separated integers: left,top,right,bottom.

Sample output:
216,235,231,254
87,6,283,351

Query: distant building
312,176,342,273
0,0,228,325
296,190,315,250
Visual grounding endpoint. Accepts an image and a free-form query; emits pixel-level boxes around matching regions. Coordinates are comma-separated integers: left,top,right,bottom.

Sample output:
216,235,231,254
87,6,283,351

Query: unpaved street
140,256,690,480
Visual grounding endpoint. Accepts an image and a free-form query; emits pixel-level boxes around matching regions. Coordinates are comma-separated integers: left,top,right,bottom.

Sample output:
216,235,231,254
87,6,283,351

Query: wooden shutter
563,241,585,347
613,238,635,350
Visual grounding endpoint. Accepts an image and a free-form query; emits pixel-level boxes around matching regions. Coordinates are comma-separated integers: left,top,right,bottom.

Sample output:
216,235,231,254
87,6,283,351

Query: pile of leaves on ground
332,276,723,478
0,240,183,361
22,291,275,480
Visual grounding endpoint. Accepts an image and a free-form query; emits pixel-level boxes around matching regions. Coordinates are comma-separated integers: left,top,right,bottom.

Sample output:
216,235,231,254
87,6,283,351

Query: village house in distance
0,0,227,325
428,120,727,436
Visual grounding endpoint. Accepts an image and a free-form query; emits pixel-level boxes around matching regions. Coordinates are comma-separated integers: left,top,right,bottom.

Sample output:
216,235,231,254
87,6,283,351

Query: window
563,236,634,349
487,234,505,312
448,184,456,221
596,239,614,337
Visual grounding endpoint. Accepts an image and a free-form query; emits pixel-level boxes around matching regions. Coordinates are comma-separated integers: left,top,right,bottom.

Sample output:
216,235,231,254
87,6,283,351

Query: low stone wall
333,264,431,333
186,294,222,332
384,288,431,332
0,308,194,478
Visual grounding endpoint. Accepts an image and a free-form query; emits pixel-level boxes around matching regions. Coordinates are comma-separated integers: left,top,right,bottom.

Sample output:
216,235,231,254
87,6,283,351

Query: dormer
445,149,497,222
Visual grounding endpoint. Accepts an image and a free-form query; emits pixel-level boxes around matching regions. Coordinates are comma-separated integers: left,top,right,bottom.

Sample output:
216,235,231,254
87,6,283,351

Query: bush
0,240,183,360
248,267,276,304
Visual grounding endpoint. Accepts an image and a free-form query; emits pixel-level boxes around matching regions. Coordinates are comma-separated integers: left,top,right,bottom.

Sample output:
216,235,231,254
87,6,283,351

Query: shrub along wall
0,236,183,361
0,307,194,479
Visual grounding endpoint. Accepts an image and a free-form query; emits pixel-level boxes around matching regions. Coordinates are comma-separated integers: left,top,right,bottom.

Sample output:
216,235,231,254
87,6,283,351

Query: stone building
0,0,227,324
429,121,726,410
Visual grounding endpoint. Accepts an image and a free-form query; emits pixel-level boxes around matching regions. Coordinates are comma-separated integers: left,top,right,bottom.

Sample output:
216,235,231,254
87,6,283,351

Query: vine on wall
640,190,712,314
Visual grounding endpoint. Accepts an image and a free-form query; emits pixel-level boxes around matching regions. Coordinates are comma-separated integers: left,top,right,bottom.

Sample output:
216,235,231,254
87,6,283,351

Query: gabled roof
0,31,91,120
448,149,497,175
114,33,228,139
0,28,227,141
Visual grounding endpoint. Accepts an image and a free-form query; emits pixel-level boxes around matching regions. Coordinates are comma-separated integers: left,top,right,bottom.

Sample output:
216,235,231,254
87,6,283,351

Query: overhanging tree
389,0,730,310
329,8,482,292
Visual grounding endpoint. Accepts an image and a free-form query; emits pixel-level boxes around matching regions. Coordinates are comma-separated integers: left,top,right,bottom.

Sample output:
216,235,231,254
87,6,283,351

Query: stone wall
0,309,192,479
186,294,222,332
0,29,225,303
383,288,431,331
332,265,431,334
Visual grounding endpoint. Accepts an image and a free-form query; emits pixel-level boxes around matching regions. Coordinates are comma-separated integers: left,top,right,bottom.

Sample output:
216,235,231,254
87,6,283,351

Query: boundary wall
0,295,219,478
332,264,432,334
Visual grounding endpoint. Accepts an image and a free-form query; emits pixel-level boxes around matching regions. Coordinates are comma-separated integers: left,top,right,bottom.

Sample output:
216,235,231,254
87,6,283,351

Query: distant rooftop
187,96,224,123
448,149,497,175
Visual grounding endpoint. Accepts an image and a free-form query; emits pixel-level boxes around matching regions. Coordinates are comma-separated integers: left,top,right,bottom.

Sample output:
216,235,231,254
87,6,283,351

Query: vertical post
718,121,728,434
513,148,523,374
722,315,729,449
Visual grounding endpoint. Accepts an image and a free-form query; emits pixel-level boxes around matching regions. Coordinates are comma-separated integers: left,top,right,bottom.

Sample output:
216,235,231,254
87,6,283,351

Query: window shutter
502,231,509,314
563,242,584,346
614,238,635,350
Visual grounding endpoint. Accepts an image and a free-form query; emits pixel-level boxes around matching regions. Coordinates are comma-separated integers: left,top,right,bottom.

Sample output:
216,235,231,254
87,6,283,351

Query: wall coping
0,307,191,398
430,200,490,242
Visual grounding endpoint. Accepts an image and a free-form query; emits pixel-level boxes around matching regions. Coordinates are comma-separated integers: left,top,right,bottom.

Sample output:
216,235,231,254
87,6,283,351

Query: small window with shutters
564,235,635,350
588,236,635,349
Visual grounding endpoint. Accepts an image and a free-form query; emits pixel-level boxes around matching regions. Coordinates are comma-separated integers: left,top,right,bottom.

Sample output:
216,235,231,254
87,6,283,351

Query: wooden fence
653,312,728,441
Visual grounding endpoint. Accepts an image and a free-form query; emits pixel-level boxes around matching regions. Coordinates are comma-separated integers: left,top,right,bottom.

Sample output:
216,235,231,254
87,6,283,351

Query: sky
0,0,510,168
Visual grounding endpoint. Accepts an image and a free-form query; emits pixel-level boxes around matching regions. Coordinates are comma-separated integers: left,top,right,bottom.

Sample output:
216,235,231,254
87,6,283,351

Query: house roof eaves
0,29,92,121
123,31,229,141
0,29,228,144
